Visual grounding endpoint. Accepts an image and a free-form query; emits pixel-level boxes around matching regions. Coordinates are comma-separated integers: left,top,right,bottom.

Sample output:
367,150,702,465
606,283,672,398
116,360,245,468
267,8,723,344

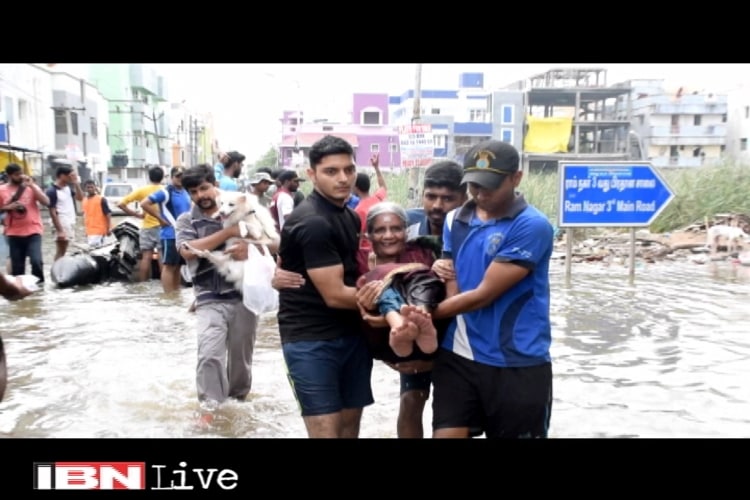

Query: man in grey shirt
175,164,270,426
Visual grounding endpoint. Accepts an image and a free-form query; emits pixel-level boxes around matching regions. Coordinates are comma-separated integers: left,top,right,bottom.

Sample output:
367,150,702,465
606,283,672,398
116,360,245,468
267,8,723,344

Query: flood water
2,222,749,438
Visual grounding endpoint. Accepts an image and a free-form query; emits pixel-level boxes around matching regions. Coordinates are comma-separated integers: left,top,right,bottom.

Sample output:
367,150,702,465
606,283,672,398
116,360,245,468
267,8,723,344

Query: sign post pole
565,230,573,286
629,228,636,285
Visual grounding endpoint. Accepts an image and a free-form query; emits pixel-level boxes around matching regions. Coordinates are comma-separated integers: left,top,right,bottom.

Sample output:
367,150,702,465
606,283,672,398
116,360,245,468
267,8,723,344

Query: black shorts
432,349,552,438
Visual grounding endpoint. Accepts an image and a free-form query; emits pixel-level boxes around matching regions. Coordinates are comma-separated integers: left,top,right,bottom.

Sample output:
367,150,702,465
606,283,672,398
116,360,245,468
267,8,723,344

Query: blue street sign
558,162,675,227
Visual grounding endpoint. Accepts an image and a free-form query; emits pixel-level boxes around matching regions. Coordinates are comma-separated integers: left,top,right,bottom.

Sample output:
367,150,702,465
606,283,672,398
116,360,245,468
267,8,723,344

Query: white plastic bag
242,244,279,315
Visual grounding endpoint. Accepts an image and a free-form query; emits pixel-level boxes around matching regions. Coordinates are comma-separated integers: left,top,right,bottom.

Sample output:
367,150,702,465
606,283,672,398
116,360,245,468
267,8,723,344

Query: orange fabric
82,195,109,236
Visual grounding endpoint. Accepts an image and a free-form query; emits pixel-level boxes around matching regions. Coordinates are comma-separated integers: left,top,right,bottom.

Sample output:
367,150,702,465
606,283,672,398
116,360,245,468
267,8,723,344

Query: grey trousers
195,300,257,406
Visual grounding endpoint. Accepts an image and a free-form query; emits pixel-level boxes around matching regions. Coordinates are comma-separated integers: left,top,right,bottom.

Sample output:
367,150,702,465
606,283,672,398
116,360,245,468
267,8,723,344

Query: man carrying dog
176,164,267,426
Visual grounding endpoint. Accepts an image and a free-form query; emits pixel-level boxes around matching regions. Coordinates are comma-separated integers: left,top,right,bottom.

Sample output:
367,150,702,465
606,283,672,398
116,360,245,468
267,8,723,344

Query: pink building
278,93,400,169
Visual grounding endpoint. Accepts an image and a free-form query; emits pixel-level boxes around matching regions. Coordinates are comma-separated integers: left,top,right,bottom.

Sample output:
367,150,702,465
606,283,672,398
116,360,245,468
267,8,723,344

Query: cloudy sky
161,63,750,162
48,63,750,163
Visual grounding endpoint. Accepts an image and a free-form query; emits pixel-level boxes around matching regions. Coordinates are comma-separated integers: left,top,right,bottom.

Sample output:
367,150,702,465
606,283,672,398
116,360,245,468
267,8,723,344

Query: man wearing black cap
269,169,303,232
412,139,554,439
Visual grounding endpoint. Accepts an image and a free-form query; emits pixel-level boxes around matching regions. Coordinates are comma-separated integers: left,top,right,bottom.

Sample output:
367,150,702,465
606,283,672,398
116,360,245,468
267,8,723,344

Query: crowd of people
1,137,555,439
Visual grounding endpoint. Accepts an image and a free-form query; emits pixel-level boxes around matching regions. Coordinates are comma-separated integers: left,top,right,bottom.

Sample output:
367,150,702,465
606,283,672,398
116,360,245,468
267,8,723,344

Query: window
389,143,398,153
54,109,67,134
670,146,679,157
323,125,334,131
694,115,701,126
745,106,749,119
722,113,727,123
18,99,28,121
433,135,445,149
431,108,440,115
70,112,79,136
370,144,380,153
501,128,513,143
741,138,748,151
4,97,14,125
502,105,513,124
90,117,98,139
105,125,109,145
362,110,381,125
469,109,486,122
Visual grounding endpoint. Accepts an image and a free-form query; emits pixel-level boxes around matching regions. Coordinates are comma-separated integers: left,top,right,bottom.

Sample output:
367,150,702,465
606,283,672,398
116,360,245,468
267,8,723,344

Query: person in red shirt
0,164,50,283
353,153,387,251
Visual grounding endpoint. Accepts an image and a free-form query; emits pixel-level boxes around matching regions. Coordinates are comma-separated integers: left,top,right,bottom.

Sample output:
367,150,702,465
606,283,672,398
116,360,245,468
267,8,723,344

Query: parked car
103,183,136,216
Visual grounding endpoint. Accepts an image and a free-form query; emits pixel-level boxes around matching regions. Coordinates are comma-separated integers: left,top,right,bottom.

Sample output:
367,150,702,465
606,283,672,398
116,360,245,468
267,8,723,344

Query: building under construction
505,68,636,173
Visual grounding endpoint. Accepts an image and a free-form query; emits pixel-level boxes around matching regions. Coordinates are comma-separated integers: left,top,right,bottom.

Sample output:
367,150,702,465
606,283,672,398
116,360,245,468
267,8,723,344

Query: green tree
255,147,279,169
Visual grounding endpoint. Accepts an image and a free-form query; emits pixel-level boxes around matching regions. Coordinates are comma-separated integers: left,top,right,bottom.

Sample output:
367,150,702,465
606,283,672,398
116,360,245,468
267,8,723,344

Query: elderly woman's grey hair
365,201,408,235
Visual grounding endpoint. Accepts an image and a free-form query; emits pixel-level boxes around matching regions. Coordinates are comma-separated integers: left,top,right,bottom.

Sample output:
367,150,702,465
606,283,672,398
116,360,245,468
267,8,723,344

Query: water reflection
1,240,749,438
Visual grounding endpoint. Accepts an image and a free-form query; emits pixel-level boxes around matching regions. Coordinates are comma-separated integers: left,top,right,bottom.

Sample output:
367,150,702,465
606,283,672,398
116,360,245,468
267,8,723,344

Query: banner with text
398,124,433,168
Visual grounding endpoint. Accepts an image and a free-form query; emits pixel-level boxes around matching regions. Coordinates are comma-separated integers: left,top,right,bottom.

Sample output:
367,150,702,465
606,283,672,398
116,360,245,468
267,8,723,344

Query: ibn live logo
33,462,239,490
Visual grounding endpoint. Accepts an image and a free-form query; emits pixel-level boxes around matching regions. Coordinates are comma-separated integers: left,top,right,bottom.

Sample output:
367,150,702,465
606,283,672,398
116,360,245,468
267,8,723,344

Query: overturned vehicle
50,219,157,288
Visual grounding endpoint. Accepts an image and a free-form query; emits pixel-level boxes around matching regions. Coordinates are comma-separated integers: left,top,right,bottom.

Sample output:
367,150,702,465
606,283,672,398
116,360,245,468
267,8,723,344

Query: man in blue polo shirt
141,167,192,292
415,139,554,439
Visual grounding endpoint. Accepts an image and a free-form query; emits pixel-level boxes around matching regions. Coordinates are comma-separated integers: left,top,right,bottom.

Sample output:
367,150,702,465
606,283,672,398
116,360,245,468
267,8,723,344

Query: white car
102,183,136,216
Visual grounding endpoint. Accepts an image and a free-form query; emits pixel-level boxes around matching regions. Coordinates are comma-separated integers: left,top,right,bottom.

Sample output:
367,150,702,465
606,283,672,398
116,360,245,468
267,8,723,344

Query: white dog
182,190,279,290
706,224,750,256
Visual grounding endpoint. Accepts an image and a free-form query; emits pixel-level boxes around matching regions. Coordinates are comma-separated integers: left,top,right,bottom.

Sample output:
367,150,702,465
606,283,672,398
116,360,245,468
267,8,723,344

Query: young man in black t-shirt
277,135,380,438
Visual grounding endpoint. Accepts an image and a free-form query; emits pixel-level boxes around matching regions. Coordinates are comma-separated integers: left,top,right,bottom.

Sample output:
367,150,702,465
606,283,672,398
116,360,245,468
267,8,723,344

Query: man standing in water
393,160,466,438
176,164,264,426
276,135,378,438
46,164,84,261
142,167,192,292
425,140,554,439
118,166,165,282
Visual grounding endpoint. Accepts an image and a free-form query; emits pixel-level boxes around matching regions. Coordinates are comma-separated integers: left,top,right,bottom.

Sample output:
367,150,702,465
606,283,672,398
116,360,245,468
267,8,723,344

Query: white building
725,84,750,164
0,64,55,178
49,68,111,185
615,79,727,168
0,64,111,185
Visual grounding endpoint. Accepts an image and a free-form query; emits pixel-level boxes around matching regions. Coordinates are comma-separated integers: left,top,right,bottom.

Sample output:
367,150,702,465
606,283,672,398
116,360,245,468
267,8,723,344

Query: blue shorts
282,336,374,417
160,239,184,266
378,286,405,316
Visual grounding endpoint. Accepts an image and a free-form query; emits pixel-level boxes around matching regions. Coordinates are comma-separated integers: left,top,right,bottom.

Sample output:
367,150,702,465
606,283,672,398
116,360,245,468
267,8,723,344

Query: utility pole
152,109,164,165
408,63,423,205
189,116,195,167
